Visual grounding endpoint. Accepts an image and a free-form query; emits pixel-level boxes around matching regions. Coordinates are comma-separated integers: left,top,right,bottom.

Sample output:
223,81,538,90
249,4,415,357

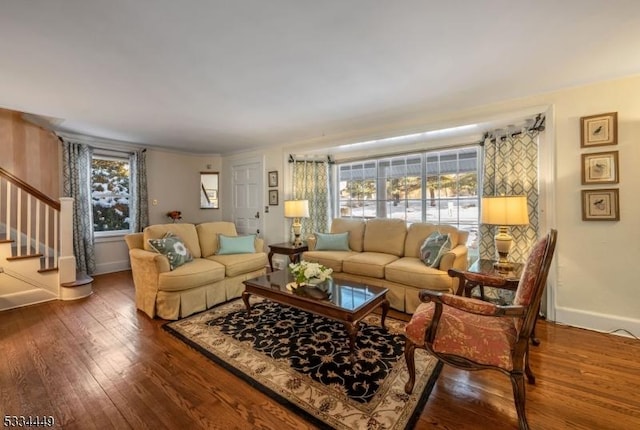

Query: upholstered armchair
404,230,557,430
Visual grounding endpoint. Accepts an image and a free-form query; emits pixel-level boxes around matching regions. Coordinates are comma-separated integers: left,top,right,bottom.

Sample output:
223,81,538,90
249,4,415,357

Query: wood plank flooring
1,270,639,429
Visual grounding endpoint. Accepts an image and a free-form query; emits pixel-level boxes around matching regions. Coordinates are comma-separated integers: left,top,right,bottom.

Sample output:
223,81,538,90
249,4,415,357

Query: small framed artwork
268,189,279,205
581,151,619,185
582,189,619,221
580,112,617,147
268,171,278,187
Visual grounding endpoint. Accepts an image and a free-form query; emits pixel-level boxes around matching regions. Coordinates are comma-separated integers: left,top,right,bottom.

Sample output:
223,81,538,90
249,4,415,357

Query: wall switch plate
265,206,269,213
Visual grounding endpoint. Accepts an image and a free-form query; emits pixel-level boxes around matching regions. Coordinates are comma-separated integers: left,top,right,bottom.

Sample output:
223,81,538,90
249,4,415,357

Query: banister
0,166,61,211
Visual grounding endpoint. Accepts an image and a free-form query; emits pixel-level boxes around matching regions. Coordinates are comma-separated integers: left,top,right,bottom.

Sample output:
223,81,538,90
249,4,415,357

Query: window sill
94,232,131,243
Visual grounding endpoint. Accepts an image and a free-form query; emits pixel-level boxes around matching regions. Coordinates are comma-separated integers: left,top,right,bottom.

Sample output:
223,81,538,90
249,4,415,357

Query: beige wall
0,108,60,198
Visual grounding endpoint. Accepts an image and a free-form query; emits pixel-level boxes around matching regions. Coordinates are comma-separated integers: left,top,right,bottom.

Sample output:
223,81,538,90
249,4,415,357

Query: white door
232,160,263,236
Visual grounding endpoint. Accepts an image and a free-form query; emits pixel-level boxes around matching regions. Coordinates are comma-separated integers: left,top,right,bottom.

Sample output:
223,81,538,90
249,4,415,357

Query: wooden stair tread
61,272,93,288
6,253,43,261
0,239,14,244
38,267,58,273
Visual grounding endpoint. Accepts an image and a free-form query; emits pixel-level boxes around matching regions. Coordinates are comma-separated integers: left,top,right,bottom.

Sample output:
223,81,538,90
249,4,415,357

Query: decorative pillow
314,232,350,251
419,232,452,268
148,232,193,270
216,234,256,255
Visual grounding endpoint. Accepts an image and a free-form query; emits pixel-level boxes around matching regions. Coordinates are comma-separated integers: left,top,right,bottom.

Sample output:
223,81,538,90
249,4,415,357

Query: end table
268,242,308,272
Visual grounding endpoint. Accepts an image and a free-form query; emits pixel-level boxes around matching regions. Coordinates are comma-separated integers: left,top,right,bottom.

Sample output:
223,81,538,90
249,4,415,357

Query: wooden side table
449,259,541,346
267,242,308,272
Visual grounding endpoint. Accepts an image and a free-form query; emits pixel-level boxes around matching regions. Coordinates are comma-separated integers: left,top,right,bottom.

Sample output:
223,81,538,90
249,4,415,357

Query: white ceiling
2,0,640,154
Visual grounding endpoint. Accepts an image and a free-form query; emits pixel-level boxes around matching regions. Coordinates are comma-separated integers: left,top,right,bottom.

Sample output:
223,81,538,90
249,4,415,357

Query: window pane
91,158,131,232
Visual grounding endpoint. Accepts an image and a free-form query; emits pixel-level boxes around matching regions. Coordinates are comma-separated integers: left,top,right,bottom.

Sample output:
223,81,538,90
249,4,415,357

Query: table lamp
481,195,529,270
284,200,309,247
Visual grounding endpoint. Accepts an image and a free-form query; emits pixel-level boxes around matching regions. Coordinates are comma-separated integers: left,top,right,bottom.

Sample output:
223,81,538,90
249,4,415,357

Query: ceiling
2,0,640,154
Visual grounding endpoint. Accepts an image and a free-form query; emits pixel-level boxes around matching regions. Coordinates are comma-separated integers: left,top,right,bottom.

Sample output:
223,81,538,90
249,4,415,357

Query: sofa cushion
207,252,267,277
148,232,194,270
196,222,239,257
144,223,202,258
420,232,452,267
362,218,407,257
404,223,462,258
302,250,357,272
330,218,366,252
315,232,350,251
157,258,225,292
343,252,399,278
217,234,256,255
385,257,453,291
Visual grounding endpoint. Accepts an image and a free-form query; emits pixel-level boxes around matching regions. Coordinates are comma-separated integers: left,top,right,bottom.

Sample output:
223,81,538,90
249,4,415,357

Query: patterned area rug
164,298,441,430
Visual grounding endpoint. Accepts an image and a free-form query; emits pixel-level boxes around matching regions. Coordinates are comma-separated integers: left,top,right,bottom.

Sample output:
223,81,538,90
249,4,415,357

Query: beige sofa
125,222,267,320
302,218,469,313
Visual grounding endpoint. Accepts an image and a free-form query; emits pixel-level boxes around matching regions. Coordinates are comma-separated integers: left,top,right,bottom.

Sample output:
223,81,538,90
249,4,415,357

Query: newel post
57,197,76,289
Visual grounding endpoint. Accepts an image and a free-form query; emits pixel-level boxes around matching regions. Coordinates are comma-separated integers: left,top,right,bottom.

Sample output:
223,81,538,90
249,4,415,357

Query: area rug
164,298,441,430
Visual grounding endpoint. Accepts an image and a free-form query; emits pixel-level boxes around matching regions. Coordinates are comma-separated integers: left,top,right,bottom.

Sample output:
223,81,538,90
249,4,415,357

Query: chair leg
524,345,536,384
510,372,530,430
404,338,417,394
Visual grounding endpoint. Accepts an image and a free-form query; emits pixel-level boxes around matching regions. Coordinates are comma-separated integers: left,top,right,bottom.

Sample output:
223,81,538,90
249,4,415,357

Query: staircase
0,167,92,311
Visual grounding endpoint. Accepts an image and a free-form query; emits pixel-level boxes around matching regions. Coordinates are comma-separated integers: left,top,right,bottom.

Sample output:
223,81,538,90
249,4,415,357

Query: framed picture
268,171,278,187
268,189,278,205
581,151,619,185
582,189,619,221
580,112,617,147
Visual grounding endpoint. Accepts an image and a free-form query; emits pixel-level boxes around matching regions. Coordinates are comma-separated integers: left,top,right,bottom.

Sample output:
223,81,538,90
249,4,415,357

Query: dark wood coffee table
242,270,390,363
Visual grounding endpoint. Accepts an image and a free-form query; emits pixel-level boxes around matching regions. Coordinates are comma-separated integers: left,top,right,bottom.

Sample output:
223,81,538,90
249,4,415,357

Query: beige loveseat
125,222,267,320
302,218,469,313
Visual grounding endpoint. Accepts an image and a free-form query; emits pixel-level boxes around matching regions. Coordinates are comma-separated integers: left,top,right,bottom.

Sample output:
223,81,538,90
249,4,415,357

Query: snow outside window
91,154,131,235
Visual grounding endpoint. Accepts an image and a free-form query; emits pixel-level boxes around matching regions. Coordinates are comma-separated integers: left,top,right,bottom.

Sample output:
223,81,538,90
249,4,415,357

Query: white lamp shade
284,200,309,218
481,195,529,226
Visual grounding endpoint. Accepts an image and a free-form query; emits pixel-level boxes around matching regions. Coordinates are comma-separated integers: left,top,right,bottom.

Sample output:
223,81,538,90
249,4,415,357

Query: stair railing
0,167,61,270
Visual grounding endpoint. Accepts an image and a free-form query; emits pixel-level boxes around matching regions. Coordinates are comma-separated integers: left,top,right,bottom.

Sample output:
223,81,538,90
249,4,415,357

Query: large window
91,155,131,234
336,146,480,247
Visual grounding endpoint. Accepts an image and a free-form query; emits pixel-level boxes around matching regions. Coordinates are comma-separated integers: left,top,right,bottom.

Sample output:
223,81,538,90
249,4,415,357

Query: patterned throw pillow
419,232,452,268
148,232,193,270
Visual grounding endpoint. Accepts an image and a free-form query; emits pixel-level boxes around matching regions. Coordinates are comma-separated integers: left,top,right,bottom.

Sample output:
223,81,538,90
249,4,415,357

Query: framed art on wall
268,171,278,187
269,189,278,205
580,112,617,147
581,188,619,221
581,151,619,185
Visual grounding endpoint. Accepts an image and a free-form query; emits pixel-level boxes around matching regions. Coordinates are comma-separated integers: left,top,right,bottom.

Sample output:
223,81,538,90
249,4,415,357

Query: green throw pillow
148,232,193,270
217,234,256,255
314,232,350,251
419,232,452,268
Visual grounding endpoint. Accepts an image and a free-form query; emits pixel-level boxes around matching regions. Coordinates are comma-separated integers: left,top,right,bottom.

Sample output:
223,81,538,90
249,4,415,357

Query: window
91,154,131,234
336,146,480,251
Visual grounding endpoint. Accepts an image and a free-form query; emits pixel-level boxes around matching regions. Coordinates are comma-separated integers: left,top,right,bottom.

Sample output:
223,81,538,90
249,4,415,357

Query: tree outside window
91,156,131,233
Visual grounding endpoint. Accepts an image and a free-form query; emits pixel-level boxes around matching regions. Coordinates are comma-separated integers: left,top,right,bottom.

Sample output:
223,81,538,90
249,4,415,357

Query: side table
268,242,308,272
449,259,541,346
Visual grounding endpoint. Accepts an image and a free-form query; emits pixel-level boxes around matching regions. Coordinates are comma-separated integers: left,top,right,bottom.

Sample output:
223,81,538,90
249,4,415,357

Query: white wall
219,74,640,337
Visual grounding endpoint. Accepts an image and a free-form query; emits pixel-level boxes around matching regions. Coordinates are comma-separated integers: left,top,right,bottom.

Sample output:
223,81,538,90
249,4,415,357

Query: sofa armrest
437,244,468,272
128,248,170,318
307,235,317,251
255,237,265,252
130,248,171,273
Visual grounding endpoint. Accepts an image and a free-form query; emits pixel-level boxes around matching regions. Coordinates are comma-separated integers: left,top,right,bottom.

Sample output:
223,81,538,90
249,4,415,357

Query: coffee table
242,270,390,362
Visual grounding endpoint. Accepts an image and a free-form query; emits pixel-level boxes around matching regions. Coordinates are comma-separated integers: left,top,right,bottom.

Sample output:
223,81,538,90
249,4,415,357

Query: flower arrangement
288,261,333,286
167,211,182,222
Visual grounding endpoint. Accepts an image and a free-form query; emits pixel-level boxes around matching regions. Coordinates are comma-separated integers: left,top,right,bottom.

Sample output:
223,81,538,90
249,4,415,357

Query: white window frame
91,152,132,238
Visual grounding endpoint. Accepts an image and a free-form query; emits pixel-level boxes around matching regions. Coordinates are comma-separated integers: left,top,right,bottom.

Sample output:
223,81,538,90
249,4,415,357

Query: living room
1,2,640,429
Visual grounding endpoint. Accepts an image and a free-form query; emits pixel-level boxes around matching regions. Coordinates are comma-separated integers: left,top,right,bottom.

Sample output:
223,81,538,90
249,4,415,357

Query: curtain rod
288,154,335,164
480,114,546,146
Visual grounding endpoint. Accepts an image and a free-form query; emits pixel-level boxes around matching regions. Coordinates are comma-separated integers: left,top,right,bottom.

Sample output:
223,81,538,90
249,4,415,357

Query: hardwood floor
1,271,639,429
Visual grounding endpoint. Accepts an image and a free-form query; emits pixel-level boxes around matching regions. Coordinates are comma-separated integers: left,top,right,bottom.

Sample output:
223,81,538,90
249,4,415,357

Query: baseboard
554,306,640,339
94,259,131,275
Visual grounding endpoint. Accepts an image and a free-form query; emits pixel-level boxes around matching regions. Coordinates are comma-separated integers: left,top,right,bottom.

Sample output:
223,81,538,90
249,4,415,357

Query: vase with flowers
287,261,333,291
167,211,182,223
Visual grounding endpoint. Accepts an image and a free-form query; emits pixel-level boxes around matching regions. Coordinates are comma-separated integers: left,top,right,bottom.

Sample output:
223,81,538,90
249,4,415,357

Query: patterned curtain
292,160,330,241
62,140,96,275
130,149,149,232
479,131,540,262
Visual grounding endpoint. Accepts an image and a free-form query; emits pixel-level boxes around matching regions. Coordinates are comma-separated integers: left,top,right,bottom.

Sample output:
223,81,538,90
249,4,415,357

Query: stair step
0,239,14,244
39,256,58,272
38,267,58,273
61,272,93,288
6,253,43,261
